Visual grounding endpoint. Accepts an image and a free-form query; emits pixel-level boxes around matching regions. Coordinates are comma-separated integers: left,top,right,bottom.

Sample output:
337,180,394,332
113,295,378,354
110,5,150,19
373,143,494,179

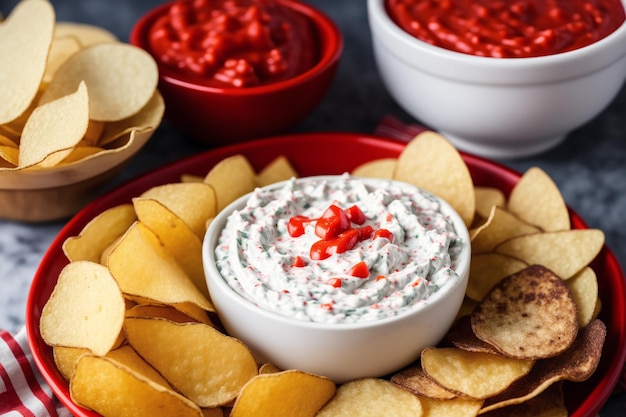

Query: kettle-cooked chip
316,378,423,417
230,370,336,417
351,157,397,179
391,363,457,400
470,206,540,254
204,154,257,212
467,253,528,302
394,131,475,227
471,265,579,360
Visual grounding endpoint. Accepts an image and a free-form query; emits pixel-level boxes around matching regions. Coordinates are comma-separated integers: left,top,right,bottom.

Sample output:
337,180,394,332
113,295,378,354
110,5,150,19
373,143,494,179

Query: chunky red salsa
148,0,318,87
386,0,625,58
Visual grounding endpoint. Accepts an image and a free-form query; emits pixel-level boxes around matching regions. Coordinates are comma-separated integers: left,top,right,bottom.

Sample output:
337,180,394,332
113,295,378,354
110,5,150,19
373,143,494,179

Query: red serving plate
26,133,626,416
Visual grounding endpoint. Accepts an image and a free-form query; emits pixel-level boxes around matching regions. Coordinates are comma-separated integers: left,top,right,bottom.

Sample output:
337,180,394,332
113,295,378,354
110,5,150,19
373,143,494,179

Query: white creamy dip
214,174,464,324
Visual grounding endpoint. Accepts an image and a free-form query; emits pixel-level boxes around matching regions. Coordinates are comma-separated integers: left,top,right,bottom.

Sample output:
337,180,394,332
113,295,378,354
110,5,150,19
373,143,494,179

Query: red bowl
130,1,343,145
26,133,626,416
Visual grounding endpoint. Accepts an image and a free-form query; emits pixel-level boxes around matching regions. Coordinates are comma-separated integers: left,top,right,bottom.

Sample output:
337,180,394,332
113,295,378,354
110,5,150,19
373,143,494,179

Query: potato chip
71,355,202,417
316,378,423,417
418,396,483,417
470,206,540,254
0,0,55,124
230,370,336,417
202,408,224,417
181,173,204,183
108,221,214,312
54,21,118,46
58,146,104,165
106,345,170,387
391,364,457,400
480,320,606,413
19,81,89,168
456,297,478,320
44,35,82,84
258,363,281,374
394,131,475,227
124,317,258,407
99,91,165,146
474,186,506,220
139,181,217,239
445,315,501,355
40,42,158,121
0,145,18,167
125,304,199,324
494,229,604,279
471,265,579,360
256,155,299,187
479,383,567,417
565,267,599,328
507,167,570,232
133,197,210,299
204,154,258,212
80,120,105,146
63,203,136,263
466,253,528,302
351,158,397,179
53,346,90,381
40,261,125,356
421,348,534,399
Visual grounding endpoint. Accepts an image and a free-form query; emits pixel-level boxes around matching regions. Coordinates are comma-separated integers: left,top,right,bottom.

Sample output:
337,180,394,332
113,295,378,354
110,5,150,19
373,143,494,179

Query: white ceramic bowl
203,175,470,383
367,0,626,158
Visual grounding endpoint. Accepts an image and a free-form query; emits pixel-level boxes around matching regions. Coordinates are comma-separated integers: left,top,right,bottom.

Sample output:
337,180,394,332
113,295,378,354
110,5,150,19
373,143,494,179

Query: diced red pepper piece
373,228,393,242
315,205,350,239
310,229,360,260
325,277,342,288
345,205,366,225
291,256,306,267
347,261,370,279
287,215,311,237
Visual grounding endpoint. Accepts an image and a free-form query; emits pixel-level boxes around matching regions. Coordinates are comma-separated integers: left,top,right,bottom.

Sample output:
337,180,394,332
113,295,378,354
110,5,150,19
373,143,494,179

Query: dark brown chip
445,315,501,355
480,319,606,413
471,265,579,360
479,382,567,417
390,364,457,400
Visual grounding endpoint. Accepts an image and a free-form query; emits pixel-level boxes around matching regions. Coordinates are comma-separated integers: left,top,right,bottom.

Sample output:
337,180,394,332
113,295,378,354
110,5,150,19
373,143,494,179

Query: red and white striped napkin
0,116,623,416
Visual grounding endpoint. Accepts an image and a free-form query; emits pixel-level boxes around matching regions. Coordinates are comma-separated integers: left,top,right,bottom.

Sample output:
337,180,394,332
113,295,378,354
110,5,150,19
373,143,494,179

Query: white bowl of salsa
203,174,470,383
368,0,626,158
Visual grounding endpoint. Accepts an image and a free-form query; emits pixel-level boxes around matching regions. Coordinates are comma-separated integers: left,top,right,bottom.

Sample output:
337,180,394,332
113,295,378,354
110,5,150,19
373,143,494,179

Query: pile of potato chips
39,131,606,416
0,0,162,175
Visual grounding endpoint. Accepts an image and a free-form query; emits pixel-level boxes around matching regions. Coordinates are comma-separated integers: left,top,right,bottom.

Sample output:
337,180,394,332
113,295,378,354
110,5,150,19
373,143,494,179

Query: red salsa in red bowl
385,0,626,58
148,0,319,88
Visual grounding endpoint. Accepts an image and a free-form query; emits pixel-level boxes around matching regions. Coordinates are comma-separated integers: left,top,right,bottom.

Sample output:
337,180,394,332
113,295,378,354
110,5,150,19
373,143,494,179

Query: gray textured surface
1,0,625,415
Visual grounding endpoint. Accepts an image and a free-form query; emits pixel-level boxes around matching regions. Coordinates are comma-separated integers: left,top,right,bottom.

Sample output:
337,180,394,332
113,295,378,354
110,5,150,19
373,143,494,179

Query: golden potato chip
470,206,540,254
418,396,483,417
421,347,534,400
71,355,202,417
230,370,336,417
19,81,89,168
480,320,606,413
258,363,281,374
316,378,423,417
204,154,257,212
474,186,506,220
0,145,18,167
43,35,82,84
202,408,224,417
507,167,570,232
133,197,210,299
471,265,579,360
80,120,105,146
58,146,104,165
139,181,217,239
124,317,258,407
53,346,90,381
40,42,158,121
466,253,528,302
54,21,118,46
40,261,125,356
565,267,599,328
125,304,199,324
106,345,170,387
256,155,299,187
351,158,397,179
394,131,475,227
0,0,55,124
0,134,17,147
494,229,604,279
99,91,165,146
479,383,567,417
391,364,457,400
181,173,204,183
108,222,214,312
62,203,136,263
